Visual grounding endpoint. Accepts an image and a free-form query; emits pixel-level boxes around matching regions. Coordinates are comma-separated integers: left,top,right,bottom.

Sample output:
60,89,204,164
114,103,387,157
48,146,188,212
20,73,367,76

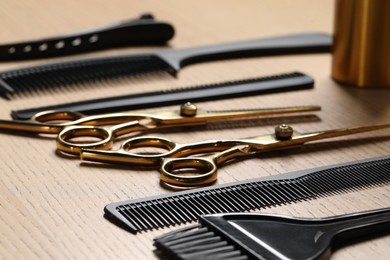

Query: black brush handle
0,14,174,61
218,208,390,260
11,72,313,120
159,32,332,71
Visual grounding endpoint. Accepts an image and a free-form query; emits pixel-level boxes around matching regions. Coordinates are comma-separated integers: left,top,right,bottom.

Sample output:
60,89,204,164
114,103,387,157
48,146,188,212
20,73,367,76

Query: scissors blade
0,118,62,133
251,123,390,151
148,104,321,128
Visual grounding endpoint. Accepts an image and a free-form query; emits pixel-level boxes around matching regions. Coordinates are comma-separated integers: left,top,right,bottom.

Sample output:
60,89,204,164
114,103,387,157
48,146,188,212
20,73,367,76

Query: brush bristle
154,224,248,260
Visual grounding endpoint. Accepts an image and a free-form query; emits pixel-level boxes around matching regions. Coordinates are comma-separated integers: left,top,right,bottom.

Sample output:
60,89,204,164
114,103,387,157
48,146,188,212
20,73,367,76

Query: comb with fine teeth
0,32,331,97
154,208,390,260
104,155,390,234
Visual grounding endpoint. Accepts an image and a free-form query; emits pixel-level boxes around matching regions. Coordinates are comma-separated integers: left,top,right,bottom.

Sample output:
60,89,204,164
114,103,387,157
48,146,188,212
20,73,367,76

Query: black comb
104,155,390,234
154,208,390,260
11,71,313,120
0,13,174,61
0,32,331,97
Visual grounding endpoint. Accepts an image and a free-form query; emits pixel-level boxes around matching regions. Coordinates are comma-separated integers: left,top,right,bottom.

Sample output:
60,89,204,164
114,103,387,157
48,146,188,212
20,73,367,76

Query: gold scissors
80,123,390,189
52,103,320,154
0,102,318,135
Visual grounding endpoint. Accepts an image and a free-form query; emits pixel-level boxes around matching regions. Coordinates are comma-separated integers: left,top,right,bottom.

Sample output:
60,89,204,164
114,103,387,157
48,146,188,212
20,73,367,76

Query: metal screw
275,124,294,140
180,102,197,117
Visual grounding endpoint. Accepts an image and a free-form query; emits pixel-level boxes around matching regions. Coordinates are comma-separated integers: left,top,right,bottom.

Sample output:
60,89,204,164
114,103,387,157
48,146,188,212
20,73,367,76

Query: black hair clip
0,13,174,61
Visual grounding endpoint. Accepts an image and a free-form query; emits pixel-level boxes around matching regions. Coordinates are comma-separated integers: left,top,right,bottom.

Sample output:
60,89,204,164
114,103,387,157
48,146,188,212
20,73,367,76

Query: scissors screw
180,102,197,117
275,124,293,140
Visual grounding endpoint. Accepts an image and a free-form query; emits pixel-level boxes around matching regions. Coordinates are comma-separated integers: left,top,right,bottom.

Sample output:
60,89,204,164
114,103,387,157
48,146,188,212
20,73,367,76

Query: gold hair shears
53,103,320,154
0,102,318,136
80,123,390,189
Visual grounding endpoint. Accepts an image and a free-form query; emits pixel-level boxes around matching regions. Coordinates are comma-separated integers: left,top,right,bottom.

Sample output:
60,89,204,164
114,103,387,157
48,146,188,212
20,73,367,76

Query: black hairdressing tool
0,13,174,62
11,72,313,120
154,208,390,260
0,32,331,97
104,155,390,233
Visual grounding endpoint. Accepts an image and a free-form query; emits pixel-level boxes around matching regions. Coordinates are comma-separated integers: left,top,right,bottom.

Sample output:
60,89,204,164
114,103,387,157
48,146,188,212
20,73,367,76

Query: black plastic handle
0,13,174,61
159,32,332,71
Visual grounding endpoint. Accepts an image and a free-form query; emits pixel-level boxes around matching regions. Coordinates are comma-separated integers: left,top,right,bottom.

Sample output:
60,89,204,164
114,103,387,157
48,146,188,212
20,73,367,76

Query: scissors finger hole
33,111,83,123
122,137,176,155
161,158,217,186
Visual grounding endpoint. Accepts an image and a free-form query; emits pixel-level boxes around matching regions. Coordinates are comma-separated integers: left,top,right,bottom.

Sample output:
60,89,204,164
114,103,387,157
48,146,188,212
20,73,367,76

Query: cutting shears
80,123,390,189
53,103,320,154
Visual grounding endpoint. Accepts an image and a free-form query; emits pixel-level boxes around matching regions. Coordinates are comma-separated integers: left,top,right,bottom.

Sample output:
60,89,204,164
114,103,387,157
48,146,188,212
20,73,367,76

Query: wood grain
0,0,389,259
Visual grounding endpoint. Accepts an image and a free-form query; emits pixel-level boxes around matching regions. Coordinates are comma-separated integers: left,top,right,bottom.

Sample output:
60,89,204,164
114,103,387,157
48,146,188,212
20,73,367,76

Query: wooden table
0,0,389,259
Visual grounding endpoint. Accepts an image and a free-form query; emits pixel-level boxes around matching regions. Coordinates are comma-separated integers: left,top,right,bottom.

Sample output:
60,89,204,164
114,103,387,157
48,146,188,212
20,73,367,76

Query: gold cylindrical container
332,0,390,88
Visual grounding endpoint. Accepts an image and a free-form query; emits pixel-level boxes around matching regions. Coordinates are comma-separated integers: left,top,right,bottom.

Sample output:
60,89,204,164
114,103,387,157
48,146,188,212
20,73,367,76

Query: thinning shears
80,123,390,189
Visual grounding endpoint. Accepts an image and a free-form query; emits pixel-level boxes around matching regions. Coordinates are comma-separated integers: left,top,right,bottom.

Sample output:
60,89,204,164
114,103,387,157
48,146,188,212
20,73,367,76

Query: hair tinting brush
0,32,331,97
11,72,313,120
104,155,390,234
0,13,174,62
154,208,390,260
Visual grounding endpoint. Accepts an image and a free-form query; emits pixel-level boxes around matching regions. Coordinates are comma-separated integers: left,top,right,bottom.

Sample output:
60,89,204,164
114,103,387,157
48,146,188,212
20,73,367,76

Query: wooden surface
0,0,389,259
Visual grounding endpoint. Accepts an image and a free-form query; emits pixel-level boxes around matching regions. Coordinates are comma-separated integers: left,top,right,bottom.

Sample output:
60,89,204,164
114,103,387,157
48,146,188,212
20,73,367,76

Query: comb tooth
273,180,301,201
133,203,161,230
117,206,144,231
0,55,173,94
289,180,314,199
201,192,226,213
235,185,261,208
195,193,217,214
214,189,242,212
230,187,255,209
161,198,186,224
177,195,204,217
168,198,193,223
153,200,179,226
144,202,167,228
242,184,268,207
223,188,248,211
252,182,277,205
176,196,199,219
209,190,235,212
301,175,328,198
243,183,271,206
257,182,282,205
187,194,213,215
268,181,294,204
128,203,154,230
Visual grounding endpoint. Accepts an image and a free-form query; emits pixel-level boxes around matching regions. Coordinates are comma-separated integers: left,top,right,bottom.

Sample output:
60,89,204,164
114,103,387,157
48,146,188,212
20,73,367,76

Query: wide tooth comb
0,32,331,97
104,156,390,233
154,208,390,260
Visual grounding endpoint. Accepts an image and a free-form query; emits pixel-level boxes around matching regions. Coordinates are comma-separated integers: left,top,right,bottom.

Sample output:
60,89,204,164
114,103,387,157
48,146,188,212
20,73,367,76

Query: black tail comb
104,156,390,233
154,208,390,260
0,32,331,97
11,71,314,120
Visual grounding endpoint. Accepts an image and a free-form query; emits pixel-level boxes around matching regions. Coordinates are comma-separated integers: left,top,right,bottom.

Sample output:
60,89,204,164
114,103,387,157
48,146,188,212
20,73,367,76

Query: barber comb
154,208,390,260
104,156,390,234
0,32,331,97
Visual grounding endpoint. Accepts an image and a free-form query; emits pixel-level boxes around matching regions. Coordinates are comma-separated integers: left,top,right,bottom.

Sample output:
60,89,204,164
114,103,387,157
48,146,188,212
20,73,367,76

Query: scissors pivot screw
275,124,294,140
180,102,198,117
